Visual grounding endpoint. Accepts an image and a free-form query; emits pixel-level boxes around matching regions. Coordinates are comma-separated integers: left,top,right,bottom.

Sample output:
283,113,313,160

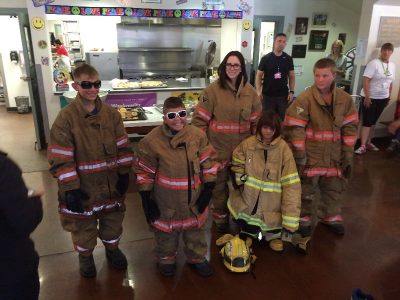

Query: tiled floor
2,106,400,299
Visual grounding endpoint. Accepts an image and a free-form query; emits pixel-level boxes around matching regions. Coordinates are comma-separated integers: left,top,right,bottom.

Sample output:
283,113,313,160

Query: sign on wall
45,5,243,19
377,17,400,48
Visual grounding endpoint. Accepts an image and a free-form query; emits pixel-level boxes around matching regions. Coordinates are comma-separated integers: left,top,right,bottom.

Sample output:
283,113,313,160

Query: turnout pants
211,166,230,224
300,176,346,222
154,226,207,264
60,209,125,254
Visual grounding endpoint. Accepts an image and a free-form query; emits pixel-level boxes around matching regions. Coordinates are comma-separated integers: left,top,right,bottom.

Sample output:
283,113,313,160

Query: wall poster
308,30,329,51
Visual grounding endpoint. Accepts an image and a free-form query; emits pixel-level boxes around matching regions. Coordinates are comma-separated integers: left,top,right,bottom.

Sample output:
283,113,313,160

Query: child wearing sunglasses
134,97,218,277
229,110,301,252
48,64,133,278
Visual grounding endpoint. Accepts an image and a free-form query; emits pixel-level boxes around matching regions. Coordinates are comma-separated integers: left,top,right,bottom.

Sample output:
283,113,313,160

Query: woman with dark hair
229,110,301,252
355,42,395,155
192,51,262,233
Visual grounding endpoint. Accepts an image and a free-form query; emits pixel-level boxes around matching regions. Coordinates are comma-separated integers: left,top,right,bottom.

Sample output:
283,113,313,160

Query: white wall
0,16,30,107
358,3,400,135
0,0,26,8
254,0,361,93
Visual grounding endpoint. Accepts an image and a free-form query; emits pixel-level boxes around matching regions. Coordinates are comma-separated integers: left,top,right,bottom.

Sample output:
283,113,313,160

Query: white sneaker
354,145,367,155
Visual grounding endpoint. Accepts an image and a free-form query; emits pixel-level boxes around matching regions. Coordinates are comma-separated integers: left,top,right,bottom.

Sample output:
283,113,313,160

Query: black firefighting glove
64,189,89,213
341,151,353,179
139,191,160,223
196,182,216,213
229,170,241,190
116,173,130,195
295,157,306,176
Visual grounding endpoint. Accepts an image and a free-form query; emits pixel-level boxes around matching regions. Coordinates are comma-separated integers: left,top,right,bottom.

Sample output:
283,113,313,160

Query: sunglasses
76,80,102,89
165,110,187,120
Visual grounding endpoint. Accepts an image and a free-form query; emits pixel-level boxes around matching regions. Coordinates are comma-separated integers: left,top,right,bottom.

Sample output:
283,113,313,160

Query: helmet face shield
221,237,252,272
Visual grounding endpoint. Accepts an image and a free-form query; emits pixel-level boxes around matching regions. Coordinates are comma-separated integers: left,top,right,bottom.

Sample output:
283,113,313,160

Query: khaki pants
60,209,125,254
154,226,207,264
210,167,230,224
300,176,346,222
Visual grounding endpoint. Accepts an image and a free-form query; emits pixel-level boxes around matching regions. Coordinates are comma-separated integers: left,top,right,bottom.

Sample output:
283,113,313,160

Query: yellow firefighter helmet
217,234,256,273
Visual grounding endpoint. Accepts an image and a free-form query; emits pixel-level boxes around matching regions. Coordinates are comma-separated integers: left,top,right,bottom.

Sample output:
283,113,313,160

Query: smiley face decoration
31,17,45,30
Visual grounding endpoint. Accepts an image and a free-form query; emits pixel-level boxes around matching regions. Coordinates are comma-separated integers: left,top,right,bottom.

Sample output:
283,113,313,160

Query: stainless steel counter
54,78,209,95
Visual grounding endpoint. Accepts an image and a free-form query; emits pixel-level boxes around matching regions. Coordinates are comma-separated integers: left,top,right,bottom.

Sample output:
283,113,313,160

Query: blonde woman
327,40,347,82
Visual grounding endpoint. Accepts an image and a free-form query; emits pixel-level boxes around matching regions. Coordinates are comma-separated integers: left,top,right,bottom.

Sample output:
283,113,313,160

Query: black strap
178,143,192,204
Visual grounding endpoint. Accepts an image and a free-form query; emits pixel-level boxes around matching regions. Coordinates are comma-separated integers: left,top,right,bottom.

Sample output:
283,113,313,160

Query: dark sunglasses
77,80,102,89
165,110,187,120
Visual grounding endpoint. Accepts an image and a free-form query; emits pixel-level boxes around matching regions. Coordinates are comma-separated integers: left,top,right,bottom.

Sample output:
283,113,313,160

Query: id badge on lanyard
274,65,282,79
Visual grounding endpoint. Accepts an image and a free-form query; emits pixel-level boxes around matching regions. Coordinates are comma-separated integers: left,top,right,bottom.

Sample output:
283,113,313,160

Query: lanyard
381,61,391,77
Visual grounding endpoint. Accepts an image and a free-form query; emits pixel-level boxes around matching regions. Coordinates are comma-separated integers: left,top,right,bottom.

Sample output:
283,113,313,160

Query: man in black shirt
256,33,295,120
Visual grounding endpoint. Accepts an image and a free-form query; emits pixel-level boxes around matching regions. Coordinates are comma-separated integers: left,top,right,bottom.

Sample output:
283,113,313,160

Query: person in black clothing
256,33,295,120
0,150,43,300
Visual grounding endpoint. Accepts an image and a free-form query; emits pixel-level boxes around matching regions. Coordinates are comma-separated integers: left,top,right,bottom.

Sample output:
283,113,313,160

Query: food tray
140,81,167,89
111,80,140,90
117,106,148,121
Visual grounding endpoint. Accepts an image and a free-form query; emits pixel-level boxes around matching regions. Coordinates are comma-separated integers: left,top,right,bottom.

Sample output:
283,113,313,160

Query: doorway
251,16,284,84
0,8,46,150
0,8,47,171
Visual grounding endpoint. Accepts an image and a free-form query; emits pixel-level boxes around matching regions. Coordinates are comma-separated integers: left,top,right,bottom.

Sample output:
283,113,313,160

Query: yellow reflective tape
281,178,300,186
281,172,299,181
232,156,245,164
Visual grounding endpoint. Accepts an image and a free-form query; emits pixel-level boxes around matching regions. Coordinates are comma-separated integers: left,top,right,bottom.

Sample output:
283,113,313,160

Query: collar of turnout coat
161,124,193,148
73,93,103,117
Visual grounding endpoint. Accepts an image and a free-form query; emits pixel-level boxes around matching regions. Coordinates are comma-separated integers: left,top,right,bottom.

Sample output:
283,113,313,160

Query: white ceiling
376,0,400,5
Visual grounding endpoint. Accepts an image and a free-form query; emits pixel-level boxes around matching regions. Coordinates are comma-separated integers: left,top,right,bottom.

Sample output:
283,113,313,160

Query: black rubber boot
158,263,176,277
215,222,229,233
106,248,128,270
189,260,213,277
322,222,345,235
79,254,97,278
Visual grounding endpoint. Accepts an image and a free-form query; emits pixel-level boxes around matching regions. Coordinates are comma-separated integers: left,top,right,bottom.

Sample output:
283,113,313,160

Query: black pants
262,94,288,120
361,97,389,127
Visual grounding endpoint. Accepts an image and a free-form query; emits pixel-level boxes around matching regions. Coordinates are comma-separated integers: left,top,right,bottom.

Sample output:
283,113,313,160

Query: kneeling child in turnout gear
229,110,301,252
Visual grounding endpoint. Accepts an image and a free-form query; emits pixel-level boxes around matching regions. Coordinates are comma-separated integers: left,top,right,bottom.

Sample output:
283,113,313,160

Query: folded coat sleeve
198,131,219,183
231,140,247,186
191,89,214,132
280,144,301,232
133,137,158,192
48,113,80,193
341,96,359,153
283,96,309,159
112,110,134,175
250,89,262,133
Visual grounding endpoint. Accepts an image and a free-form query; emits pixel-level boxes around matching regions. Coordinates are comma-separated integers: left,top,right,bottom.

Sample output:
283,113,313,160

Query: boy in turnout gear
229,110,302,252
192,51,261,233
134,97,219,277
284,58,358,241
48,64,133,277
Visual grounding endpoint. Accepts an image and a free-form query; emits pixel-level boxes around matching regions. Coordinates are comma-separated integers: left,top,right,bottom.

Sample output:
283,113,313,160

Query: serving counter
123,106,163,135
54,79,205,135
54,78,209,95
